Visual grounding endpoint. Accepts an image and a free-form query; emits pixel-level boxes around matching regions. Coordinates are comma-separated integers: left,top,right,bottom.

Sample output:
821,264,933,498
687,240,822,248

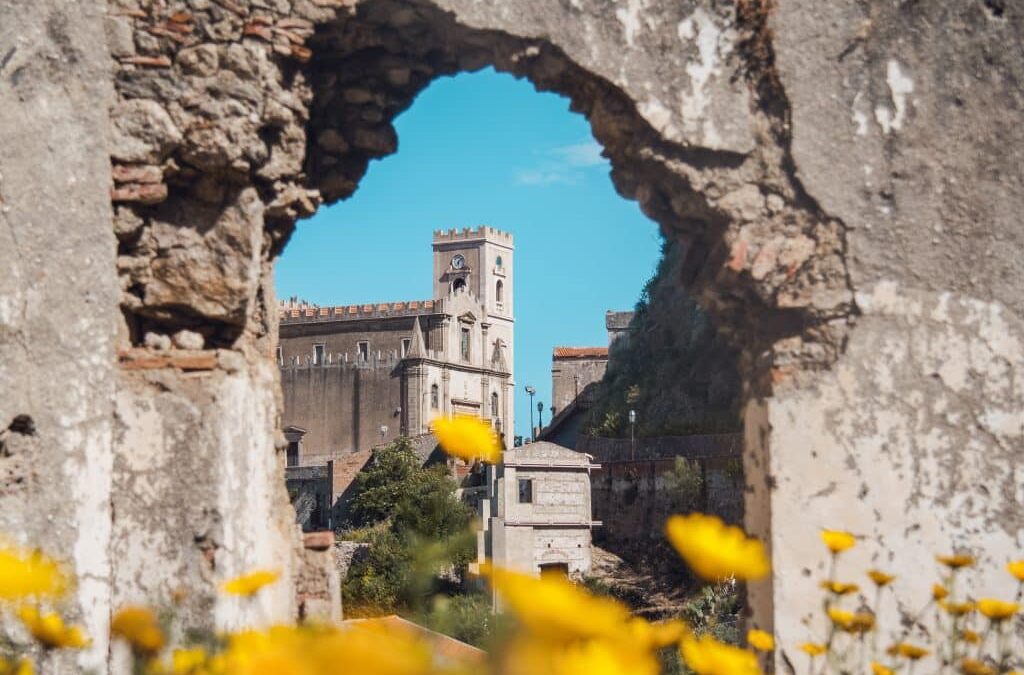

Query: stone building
545,311,634,447
473,442,600,578
277,226,515,465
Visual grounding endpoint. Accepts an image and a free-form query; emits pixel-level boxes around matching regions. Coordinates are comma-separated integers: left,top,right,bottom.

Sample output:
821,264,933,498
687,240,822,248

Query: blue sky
276,68,662,439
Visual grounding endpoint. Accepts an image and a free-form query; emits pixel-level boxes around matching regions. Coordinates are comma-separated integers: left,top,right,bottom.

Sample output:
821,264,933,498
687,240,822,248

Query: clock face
451,254,465,270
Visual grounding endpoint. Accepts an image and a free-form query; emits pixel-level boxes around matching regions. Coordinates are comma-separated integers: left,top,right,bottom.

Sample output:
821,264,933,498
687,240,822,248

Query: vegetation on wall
584,237,742,438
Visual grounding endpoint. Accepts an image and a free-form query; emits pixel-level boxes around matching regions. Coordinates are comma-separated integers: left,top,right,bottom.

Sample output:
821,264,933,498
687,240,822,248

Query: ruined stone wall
2,0,1020,671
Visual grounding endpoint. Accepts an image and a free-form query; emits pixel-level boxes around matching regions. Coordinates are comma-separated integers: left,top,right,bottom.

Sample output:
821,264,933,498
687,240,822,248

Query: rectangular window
460,327,471,361
518,478,533,504
276,346,283,366
286,441,299,467
423,325,431,351
401,338,411,358
313,344,324,365
357,341,369,362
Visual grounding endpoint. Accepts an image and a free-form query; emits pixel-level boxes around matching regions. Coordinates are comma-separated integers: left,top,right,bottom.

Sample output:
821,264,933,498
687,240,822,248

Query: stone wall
551,351,608,415
2,0,1020,671
281,358,405,459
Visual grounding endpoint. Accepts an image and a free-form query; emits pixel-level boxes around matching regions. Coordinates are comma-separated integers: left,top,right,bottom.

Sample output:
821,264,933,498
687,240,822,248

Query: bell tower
432,226,515,444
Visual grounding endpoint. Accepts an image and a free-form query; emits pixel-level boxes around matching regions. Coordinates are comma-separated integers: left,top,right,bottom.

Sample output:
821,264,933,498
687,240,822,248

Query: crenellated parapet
278,298,441,324
279,350,404,369
431,225,513,246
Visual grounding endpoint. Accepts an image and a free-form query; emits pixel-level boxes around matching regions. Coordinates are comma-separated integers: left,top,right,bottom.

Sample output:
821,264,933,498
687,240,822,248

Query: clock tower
431,226,515,444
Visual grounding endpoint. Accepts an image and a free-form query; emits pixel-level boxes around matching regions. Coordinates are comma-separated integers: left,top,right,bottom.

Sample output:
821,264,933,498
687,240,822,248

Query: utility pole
525,385,536,442
629,409,636,461
537,401,544,435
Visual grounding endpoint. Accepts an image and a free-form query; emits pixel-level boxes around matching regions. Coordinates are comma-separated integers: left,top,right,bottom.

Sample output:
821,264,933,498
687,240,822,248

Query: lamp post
525,386,536,441
628,409,636,461
537,401,544,434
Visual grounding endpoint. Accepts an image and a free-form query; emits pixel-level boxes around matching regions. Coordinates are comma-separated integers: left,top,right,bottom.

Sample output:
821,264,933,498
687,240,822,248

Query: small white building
474,441,601,577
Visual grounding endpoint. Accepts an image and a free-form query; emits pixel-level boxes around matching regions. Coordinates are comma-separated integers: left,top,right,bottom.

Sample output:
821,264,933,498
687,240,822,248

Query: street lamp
525,386,536,441
537,401,544,434
628,409,636,461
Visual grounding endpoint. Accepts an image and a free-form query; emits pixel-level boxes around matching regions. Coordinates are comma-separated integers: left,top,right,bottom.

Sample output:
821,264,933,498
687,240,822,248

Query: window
423,325,431,351
430,384,439,409
286,441,299,467
491,391,499,418
460,327,471,360
276,346,283,366
518,478,533,504
495,279,504,303
357,341,369,362
401,338,411,357
495,255,503,267
313,344,324,365
452,277,466,293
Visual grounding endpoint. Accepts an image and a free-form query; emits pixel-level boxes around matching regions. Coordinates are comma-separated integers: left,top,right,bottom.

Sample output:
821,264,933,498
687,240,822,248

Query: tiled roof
552,346,609,359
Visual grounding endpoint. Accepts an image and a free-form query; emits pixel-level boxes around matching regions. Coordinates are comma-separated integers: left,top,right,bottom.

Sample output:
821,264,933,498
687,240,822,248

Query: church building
277,227,515,469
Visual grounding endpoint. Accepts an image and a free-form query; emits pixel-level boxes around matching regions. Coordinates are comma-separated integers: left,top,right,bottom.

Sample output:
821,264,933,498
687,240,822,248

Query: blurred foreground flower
0,657,33,675
820,530,856,554
431,415,502,463
665,514,769,582
1008,559,1024,582
111,606,165,655
819,580,859,595
976,598,1018,622
222,570,280,597
887,643,929,660
0,545,67,601
800,643,826,657
960,659,996,675
681,634,761,675
867,570,895,587
746,629,773,652
17,605,87,650
871,662,894,675
937,554,975,569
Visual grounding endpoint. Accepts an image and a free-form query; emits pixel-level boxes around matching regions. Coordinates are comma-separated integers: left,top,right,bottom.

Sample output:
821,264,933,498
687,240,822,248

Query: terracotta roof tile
552,346,608,359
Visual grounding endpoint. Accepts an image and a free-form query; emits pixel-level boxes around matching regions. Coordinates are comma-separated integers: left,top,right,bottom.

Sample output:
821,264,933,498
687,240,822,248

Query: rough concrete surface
0,0,1020,671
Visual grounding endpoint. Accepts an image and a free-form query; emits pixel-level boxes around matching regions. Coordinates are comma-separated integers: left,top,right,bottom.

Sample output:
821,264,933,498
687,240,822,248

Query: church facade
277,227,515,468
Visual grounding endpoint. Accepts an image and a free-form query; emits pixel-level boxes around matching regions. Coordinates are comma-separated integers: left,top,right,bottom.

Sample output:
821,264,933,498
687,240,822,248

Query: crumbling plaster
0,0,1020,671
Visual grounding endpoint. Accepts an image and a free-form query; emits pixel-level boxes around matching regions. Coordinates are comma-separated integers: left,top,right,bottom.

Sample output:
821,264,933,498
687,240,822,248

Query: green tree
349,438,421,526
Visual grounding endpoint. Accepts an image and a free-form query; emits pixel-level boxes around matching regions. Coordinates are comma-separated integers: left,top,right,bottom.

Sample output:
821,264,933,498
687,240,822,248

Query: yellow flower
431,415,502,463
171,647,208,674
933,584,949,600
960,629,981,644
111,606,165,655
826,608,874,633
941,600,975,616
820,530,856,554
799,643,827,657
871,663,895,675
221,570,280,597
665,514,769,582
681,634,762,675
820,580,859,595
502,633,661,675
0,544,67,602
627,618,688,649
960,659,996,675
482,564,632,642
0,657,33,675
746,629,773,652
17,605,87,649
826,607,854,629
976,598,1018,622
937,554,975,569
1007,560,1024,582
887,643,929,660
867,570,895,587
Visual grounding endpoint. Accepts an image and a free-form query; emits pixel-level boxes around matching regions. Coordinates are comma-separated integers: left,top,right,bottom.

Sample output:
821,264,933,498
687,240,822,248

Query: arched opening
495,279,504,304
451,277,467,294
106,0,857,655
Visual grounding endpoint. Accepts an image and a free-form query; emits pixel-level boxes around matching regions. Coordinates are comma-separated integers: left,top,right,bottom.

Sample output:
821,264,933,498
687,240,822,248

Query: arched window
452,277,466,293
491,391,499,418
495,255,503,267
495,279,504,303
430,384,439,409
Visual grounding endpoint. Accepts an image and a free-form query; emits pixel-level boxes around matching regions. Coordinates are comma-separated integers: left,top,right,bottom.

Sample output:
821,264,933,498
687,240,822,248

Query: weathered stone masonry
1,0,1021,672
